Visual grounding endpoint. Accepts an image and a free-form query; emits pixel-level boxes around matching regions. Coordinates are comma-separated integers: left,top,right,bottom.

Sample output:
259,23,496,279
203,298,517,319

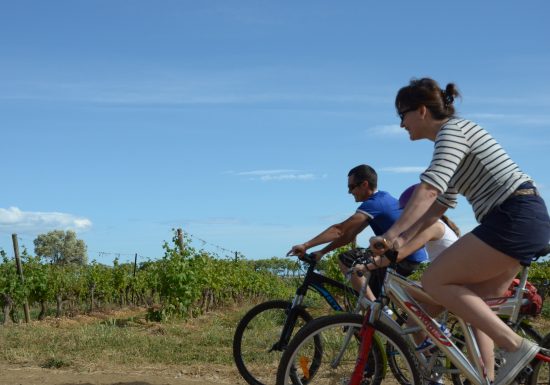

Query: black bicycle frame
274,256,358,351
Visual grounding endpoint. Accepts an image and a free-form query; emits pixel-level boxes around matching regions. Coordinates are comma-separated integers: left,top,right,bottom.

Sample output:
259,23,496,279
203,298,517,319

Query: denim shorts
471,184,550,265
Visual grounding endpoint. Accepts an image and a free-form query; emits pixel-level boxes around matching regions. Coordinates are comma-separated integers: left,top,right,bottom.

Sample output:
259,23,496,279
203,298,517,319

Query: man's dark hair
348,164,377,190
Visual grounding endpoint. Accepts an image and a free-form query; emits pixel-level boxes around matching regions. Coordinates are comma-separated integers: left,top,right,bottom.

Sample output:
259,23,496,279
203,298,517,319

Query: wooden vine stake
12,234,31,323
177,228,185,251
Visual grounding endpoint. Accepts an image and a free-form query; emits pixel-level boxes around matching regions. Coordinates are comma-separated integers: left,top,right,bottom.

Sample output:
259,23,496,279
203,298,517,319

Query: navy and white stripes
420,118,532,222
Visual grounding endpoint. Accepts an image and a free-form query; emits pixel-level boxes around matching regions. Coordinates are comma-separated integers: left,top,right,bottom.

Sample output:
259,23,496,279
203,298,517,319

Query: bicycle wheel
450,319,544,385
276,313,421,385
527,331,550,385
233,300,315,385
514,320,543,344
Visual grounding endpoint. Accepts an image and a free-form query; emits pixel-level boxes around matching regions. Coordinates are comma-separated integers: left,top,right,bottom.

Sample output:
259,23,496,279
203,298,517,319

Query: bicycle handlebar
297,253,317,264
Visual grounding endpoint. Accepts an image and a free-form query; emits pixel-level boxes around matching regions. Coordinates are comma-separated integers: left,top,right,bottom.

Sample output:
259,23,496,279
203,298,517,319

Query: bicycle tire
528,331,550,385
513,320,544,344
233,300,315,385
449,319,543,385
276,313,421,385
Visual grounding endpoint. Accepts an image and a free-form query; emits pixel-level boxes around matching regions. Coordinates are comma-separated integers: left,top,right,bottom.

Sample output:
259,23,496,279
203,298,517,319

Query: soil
0,363,247,385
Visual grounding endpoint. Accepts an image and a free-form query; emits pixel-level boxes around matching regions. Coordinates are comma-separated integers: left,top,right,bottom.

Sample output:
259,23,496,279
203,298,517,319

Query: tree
33,230,88,265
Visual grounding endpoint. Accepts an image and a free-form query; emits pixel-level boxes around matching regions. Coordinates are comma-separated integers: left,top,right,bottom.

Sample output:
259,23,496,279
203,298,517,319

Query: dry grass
0,305,243,372
1,301,550,379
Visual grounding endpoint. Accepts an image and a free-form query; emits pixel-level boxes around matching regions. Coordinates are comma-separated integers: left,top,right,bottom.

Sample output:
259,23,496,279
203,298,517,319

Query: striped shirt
420,118,532,222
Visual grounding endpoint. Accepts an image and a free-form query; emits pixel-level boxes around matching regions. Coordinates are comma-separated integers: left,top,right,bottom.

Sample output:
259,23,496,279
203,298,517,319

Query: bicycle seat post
509,265,530,323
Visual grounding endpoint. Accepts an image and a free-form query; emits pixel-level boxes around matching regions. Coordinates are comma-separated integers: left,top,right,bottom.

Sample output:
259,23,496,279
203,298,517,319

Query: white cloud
468,112,550,126
259,173,316,181
366,124,404,137
0,76,389,107
231,169,325,181
0,207,92,234
468,96,550,108
236,169,300,176
380,167,426,174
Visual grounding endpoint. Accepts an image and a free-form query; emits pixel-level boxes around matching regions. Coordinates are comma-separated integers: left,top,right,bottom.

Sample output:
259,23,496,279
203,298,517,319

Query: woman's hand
369,236,391,255
370,235,406,254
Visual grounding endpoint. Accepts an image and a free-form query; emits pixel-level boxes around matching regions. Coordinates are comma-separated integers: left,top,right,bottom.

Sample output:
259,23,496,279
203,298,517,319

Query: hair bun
442,89,454,107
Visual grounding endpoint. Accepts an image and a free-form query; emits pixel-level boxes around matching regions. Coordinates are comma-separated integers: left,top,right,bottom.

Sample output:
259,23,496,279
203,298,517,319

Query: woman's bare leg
421,233,522,352
464,268,519,381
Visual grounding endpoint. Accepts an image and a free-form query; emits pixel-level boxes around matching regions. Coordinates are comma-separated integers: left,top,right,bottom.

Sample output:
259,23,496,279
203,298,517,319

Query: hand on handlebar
369,236,391,255
311,251,324,261
287,244,324,262
287,244,307,258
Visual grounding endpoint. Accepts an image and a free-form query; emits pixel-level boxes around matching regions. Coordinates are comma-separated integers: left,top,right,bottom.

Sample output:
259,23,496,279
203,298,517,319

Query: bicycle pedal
520,365,533,377
510,365,534,385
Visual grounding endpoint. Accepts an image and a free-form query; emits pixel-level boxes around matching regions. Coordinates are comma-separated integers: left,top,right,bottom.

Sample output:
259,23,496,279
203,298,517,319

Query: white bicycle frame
365,264,536,385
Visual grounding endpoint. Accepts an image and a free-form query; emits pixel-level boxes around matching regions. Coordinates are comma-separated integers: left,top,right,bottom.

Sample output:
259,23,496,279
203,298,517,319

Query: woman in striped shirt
370,78,550,385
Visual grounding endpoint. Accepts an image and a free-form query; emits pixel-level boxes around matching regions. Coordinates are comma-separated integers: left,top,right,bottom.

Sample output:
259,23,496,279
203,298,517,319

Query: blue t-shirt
357,190,428,263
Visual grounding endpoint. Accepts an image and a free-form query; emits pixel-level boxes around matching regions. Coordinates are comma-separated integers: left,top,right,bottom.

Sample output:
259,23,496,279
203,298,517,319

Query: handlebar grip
384,249,399,264
299,253,317,264
373,241,387,250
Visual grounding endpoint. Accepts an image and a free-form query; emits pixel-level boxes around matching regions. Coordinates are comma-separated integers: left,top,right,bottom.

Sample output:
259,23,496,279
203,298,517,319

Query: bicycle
275,244,550,385
233,253,389,385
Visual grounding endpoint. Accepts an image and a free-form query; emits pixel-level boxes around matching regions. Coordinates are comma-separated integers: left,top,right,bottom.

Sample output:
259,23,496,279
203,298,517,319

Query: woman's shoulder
442,117,469,129
437,118,488,141
442,117,486,131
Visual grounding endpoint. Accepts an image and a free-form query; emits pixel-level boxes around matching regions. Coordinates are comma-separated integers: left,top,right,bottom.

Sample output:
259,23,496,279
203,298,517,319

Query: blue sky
1,1,549,265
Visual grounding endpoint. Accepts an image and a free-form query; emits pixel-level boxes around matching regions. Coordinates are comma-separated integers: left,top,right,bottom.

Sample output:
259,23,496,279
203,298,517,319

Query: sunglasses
348,180,365,193
398,107,416,122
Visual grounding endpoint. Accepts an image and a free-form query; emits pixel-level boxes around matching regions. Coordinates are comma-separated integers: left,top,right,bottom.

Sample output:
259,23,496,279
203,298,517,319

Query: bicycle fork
348,306,376,385
271,294,305,352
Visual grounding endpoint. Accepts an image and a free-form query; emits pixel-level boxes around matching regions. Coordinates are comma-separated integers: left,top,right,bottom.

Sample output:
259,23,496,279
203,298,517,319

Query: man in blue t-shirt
288,164,427,301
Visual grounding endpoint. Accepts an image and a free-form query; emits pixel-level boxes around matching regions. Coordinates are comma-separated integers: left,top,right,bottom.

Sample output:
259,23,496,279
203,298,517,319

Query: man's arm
288,212,369,258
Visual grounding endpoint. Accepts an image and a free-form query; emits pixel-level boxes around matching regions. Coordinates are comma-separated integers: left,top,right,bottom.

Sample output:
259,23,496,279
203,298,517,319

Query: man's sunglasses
348,180,365,192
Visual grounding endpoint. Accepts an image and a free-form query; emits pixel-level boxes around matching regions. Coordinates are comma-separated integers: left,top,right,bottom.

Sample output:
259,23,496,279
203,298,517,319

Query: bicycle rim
276,313,419,385
450,320,543,385
528,331,550,385
233,300,313,385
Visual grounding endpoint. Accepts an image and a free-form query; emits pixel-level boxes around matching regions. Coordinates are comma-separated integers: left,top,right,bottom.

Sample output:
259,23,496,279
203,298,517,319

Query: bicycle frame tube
344,259,539,385
306,270,358,312
292,261,357,310
382,269,490,385
277,262,358,348
485,265,530,321
350,307,375,385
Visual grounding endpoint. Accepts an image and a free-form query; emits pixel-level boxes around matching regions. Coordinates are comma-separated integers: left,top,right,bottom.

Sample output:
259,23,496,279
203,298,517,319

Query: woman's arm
365,220,444,270
385,182,440,242
398,200,447,248
396,220,444,260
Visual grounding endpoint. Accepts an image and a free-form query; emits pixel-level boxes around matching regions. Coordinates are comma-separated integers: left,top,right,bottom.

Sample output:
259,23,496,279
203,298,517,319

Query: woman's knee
420,269,440,294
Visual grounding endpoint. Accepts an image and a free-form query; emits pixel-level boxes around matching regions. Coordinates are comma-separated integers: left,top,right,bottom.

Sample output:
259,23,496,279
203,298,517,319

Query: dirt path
0,364,246,385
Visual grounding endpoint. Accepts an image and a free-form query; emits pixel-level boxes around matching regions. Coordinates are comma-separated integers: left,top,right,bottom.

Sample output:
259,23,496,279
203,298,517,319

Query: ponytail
440,215,461,237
